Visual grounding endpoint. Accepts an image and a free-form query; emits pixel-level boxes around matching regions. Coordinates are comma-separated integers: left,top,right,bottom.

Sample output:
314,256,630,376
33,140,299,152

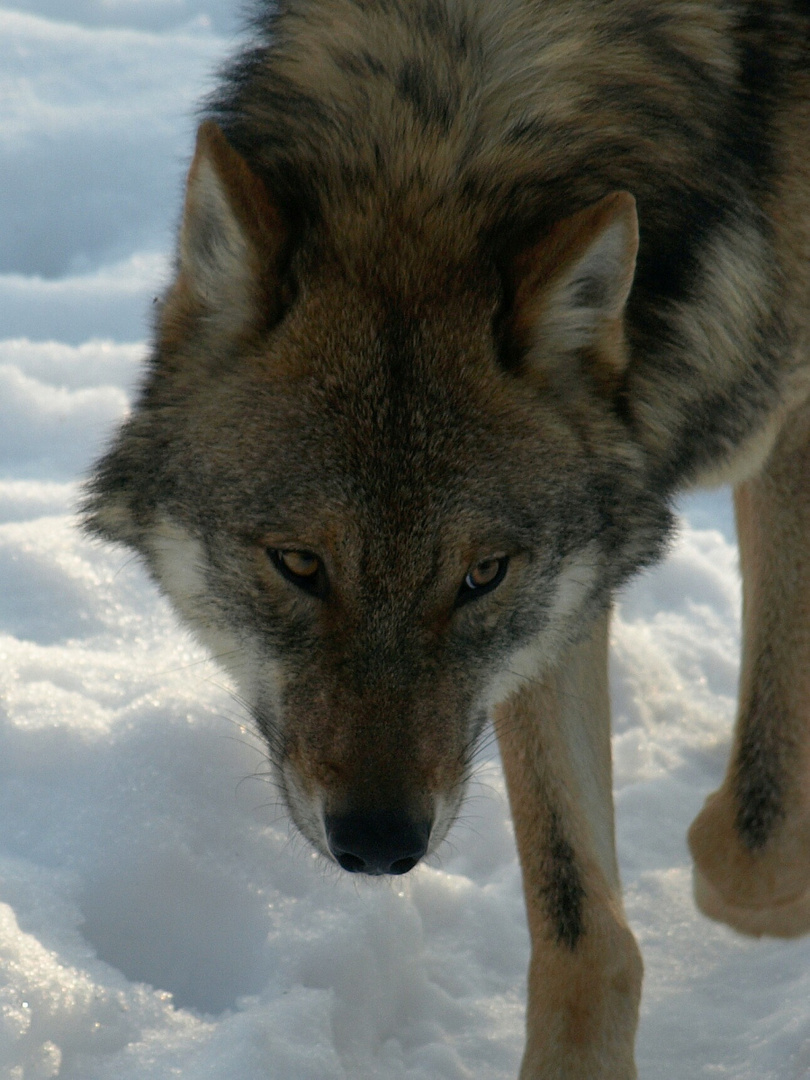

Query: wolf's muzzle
325,809,432,875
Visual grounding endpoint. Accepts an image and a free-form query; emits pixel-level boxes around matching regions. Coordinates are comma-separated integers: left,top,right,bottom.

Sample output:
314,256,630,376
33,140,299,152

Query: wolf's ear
175,120,289,334
509,192,638,372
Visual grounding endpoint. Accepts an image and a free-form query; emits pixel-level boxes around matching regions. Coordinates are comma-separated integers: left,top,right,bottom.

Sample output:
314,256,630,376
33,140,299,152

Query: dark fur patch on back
396,57,455,132
649,324,785,490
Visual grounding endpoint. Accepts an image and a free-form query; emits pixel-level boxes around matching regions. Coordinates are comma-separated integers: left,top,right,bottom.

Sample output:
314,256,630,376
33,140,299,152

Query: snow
1,3,809,1077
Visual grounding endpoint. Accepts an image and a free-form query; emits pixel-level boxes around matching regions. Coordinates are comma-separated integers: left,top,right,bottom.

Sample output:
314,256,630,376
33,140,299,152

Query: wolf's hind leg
495,613,641,1080
689,397,810,937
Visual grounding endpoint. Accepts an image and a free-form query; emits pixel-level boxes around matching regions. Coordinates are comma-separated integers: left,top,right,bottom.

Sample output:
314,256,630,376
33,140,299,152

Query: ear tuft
177,121,288,334
510,192,639,370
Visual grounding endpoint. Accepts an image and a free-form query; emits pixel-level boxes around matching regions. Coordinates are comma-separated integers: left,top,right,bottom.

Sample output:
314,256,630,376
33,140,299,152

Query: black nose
325,810,431,875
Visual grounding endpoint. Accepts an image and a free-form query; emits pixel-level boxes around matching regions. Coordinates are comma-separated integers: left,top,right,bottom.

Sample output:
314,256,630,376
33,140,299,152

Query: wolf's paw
692,862,810,938
688,788,810,938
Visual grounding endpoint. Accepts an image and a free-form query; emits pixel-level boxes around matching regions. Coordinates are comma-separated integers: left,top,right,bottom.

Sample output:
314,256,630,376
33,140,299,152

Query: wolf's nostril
389,856,420,875
336,852,367,873
325,810,431,876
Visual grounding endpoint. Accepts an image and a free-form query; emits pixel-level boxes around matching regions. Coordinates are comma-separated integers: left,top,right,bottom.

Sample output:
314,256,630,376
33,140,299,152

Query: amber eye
280,550,319,577
267,548,328,598
466,558,502,589
456,555,509,606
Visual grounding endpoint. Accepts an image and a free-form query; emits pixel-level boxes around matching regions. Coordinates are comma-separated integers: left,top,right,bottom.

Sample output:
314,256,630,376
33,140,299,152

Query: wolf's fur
85,1,810,1074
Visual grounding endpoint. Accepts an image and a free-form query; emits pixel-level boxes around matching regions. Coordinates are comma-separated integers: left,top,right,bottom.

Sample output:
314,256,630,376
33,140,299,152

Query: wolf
84,0,810,1075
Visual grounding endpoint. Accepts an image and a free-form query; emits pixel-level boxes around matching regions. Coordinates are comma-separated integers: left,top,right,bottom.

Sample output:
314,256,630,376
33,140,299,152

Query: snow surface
1,3,809,1077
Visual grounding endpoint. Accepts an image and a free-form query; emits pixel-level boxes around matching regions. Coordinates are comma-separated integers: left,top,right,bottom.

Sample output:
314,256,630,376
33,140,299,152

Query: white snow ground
1,3,809,1078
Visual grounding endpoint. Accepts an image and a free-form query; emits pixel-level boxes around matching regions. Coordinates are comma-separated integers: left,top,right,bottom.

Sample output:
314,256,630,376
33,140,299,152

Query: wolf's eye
268,548,328,598
279,550,319,577
456,555,509,606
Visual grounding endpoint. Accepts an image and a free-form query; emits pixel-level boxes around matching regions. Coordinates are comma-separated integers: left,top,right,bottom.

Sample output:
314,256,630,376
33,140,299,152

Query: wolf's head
85,123,670,874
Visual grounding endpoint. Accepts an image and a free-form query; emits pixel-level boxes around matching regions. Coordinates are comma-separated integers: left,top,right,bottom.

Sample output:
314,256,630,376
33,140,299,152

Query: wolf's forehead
309,380,473,516
227,272,525,529
288,295,497,463
320,364,498,505
248,365,500,546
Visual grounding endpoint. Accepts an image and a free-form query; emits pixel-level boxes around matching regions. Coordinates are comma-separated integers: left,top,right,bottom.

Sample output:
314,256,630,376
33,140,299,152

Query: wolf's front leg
495,613,641,1080
689,397,810,938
